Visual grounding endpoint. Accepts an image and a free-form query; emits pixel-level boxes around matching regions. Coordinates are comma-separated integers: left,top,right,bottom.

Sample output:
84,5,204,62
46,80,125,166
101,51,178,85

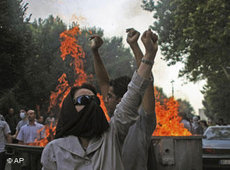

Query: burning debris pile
153,92,192,136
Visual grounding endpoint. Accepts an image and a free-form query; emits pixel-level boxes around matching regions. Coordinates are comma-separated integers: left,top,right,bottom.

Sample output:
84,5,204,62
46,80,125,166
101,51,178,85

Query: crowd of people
0,108,56,169
181,114,227,135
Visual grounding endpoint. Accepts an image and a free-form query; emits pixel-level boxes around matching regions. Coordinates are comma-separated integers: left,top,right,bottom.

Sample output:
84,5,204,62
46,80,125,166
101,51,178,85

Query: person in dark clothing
5,108,17,135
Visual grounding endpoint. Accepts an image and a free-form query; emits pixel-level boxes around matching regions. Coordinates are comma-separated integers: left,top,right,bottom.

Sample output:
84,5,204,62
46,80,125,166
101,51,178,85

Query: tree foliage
142,0,230,122
0,0,31,90
202,74,230,123
177,99,195,120
142,0,230,81
0,1,135,115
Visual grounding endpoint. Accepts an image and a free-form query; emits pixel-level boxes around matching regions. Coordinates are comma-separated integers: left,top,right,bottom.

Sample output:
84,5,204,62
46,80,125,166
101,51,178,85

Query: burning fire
28,123,56,147
48,26,89,112
97,94,110,121
153,89,192,136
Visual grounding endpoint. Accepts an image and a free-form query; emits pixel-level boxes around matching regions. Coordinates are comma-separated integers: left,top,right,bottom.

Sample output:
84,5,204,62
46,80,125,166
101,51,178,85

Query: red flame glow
28,123,56,147
153,89,192,136
48,26,89,112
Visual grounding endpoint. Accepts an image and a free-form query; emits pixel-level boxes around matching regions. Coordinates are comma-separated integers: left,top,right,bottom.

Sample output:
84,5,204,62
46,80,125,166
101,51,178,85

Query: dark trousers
0,151,7,170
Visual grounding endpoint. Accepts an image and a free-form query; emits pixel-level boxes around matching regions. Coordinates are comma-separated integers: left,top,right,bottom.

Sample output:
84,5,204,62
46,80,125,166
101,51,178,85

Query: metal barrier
150,136,202,170
5,144,43,170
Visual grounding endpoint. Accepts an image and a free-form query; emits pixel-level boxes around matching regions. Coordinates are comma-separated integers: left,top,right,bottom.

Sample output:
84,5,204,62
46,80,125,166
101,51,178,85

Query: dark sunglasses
73,95,100,106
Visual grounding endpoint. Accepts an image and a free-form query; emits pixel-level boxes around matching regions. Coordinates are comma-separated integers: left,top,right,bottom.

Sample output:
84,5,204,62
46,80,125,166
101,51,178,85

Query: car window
205,127,230,140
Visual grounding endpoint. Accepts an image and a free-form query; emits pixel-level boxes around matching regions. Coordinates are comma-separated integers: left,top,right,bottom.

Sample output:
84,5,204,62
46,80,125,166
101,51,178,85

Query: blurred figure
179,112,192,132
207,118,215,126
199,120,208,134
192,116,203,135
5,108,17,135
17,110,44,144
44,112,56,127
0,114,5,121
216,118,226,126
0,119,12,170
38,115,44,124
12,109,28,139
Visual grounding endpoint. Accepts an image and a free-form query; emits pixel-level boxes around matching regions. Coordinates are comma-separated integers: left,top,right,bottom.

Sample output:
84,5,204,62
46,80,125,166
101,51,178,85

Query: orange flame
35,25,108,147
28,123,56,147
97,94,110,121
48,26,90,112
153,91,192,136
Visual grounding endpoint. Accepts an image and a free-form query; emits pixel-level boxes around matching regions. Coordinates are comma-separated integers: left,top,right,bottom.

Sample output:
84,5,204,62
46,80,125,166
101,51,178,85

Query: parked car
202,126,230,170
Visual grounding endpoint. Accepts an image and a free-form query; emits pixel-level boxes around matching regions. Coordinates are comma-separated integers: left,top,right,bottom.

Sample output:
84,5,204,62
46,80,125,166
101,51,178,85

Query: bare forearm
130,42,143,67
130,42,155,115
6,134,12,143
92,49,110,97
137,53,155,79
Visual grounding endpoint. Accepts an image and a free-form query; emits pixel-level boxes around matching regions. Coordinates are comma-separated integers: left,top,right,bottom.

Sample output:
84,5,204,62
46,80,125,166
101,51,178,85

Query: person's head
207,118,214,126
199,120,208,128
105,76,131,117
178,111,189,121
217,118,224,126
19,109,27,120
55,83,109,139
38,116,44,124
192,116,199,125
73,84,97,112
8,108,14,115
0,114,5,121
27,110,36,122
193,116,199,122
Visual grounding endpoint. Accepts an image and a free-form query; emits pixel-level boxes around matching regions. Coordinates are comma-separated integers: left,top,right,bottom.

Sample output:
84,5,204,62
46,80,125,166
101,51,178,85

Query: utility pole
171,80,175,97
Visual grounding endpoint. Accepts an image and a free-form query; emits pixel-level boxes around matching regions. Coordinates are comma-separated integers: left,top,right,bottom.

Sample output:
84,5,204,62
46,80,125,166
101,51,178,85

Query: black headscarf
55,84,109,139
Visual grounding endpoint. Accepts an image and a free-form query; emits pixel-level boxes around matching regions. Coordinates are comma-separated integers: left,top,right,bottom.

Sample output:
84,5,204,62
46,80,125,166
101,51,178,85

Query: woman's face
73,88,94,112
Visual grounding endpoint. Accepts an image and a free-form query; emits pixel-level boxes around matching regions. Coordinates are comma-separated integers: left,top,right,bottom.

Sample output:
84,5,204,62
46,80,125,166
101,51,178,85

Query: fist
126,28,140,44
141,29,158,54
90,35,103,50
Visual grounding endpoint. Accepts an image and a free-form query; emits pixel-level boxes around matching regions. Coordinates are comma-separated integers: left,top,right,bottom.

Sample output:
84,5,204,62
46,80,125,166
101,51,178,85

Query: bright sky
25,0,205,114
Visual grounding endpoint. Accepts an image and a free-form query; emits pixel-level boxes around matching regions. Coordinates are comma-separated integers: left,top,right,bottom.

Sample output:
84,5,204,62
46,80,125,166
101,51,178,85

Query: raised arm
138,29,157,79
126,28,143,66
90,35,110,99
112,29,158,143
126,28,157,117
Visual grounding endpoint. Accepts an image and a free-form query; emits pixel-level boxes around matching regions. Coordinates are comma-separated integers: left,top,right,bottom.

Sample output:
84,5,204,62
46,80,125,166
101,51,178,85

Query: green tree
0,0,31,90
142,0,230,81
0,0,32,114
21,16,67,110
142,0,230,121
177,99,195,120
202,75,230,123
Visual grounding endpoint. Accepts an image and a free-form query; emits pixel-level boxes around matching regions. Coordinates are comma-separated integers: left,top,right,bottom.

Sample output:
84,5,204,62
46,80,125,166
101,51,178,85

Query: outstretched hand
90,35,103,51
126,28,140,44
141,29,158,58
